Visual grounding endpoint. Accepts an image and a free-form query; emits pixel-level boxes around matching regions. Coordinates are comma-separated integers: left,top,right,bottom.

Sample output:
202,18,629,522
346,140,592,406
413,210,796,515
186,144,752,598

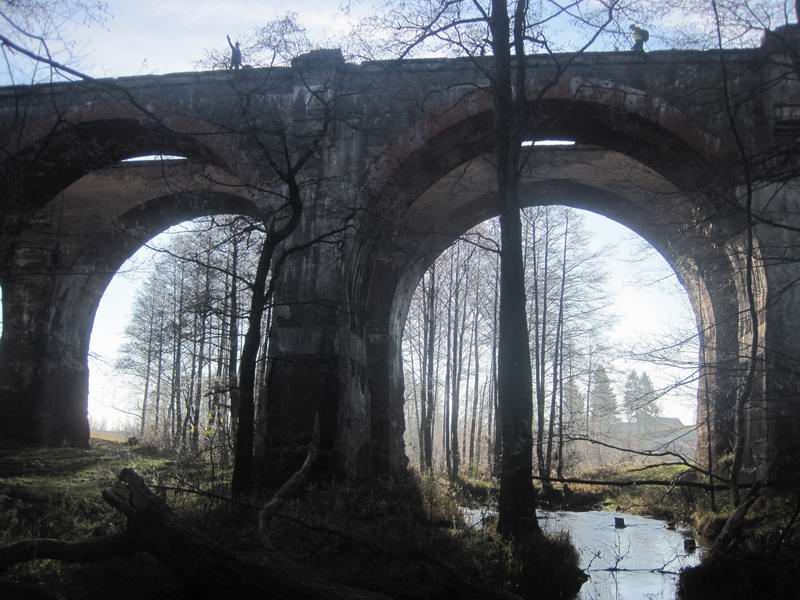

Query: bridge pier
259,318,343,484
0,271,90,446
754,181,800,479
257,181,380,483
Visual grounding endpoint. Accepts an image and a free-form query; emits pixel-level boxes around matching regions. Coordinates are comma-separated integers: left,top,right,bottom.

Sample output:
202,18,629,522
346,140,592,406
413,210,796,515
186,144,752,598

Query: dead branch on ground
0,468,391,600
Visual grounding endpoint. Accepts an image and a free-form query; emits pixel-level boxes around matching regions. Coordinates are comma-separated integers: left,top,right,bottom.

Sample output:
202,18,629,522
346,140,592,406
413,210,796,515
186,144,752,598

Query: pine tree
590,366,617,426
621,369,659,422
637,372,658,417
564,378,585,423
623,370,640,422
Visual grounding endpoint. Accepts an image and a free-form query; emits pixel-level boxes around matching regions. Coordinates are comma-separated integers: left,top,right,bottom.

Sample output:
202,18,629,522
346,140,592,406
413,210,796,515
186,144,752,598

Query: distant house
580,414,698,467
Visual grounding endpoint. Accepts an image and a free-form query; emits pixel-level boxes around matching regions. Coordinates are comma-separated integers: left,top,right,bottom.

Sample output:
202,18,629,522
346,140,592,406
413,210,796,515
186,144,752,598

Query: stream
464,508,702,599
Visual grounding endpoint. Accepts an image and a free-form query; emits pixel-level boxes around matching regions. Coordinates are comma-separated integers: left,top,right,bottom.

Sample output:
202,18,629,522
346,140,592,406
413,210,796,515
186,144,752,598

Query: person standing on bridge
629,24,649,56
227,34,242,70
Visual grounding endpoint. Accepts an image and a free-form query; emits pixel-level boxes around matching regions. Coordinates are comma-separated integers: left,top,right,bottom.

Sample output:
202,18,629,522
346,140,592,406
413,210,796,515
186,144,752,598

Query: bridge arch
356,94,762,476
0,159,270,446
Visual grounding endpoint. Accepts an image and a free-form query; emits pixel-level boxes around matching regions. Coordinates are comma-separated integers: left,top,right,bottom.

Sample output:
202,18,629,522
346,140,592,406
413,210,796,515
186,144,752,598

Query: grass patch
0,440,184,598
90,430,129,443
568,463,708,522
0,446,589,599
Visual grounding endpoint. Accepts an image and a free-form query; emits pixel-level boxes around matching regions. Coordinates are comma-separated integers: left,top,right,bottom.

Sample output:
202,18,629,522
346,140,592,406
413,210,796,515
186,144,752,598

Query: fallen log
259,416,320,540
0,533,135,570
709,484,761,558
1,468,392,600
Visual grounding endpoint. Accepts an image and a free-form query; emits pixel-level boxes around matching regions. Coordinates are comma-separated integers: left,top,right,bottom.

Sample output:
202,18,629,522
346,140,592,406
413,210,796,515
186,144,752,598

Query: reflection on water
464,508,701,599
540,510,700,600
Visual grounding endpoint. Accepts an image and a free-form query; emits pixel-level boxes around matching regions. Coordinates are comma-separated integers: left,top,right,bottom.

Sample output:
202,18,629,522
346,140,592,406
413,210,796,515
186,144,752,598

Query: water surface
463,508,701,599
540,510,700,600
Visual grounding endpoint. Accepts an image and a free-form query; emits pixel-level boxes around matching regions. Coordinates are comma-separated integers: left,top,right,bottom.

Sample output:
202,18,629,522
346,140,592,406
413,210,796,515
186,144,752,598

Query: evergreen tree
590,366,617,425
623,370,639,422
621,369,659,422
564,378,585,424
637,372,659,417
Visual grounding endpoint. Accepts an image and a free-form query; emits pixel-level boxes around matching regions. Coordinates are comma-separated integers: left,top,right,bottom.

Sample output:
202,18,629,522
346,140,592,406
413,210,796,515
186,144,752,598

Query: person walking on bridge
227,34,242,70
629,24,649,56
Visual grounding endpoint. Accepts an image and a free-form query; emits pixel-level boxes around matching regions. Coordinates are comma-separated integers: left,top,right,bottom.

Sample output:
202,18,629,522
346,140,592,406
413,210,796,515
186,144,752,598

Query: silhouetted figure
227,34,242,70
630,24,649,56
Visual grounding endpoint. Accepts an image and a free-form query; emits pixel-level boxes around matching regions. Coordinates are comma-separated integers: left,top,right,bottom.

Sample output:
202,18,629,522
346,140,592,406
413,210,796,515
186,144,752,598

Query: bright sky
69,1,362,78
1,1,699,429
579,212,698,424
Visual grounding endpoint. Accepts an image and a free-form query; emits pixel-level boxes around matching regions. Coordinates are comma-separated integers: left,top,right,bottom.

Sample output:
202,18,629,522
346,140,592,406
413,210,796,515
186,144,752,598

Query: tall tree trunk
253,304,272,456
532,214,544,481
468,278,481,473
215,265,229,450
443,253,454,475
154,325,164,433
206,319,213,411
489,255,500,477
140,308,155,437
491,0,540,540
233,241,266,490
232,174,303,495
545,311,562,479
232,226,276,495
450,251,466,479
417,288,428,470
228,241,240,445
418,327,428,471
556,333,566,480
188,314,198,448
193,247,210,450
408,333,421,467
462,295,472,466
432,283,443,470
423,268,436,470
192,311,206,450
585,348,593,436
172,266,185,448
476,380,487,474
545,213,568,480
536,211,551,485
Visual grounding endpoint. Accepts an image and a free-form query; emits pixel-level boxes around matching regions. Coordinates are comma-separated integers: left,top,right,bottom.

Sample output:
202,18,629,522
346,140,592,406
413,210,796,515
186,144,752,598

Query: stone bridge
1,27,799,480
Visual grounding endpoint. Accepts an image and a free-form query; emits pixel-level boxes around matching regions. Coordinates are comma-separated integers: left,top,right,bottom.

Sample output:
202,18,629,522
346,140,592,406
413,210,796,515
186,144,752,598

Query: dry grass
89,430,129,443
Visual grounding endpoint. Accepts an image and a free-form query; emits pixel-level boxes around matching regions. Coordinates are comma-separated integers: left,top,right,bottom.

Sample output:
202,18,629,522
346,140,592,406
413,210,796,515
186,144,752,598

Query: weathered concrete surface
1,32,799,479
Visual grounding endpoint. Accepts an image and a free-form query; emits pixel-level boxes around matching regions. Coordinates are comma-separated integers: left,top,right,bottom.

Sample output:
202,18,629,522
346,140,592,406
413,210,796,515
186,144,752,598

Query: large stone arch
354,93,761,476
0,159,271,445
